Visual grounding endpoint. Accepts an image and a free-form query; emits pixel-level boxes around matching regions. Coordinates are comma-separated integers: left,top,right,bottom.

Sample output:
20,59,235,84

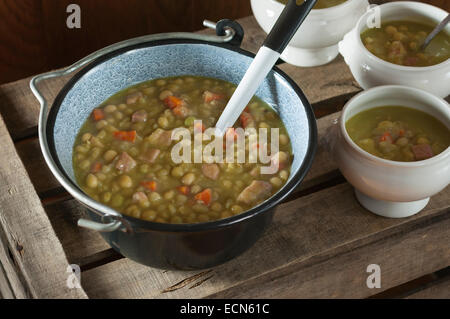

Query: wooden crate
0,16,448,299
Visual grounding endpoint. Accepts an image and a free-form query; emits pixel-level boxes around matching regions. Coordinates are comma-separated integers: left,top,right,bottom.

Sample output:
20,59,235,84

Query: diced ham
411,144,434,161
126,91,143,104
203,91,223,103
115,152,136,172
131,110,148,123
132,192,148,203
237,181,272,205
90,162,102,174
147,128,173,148
140,148,160,163
201,163,220,180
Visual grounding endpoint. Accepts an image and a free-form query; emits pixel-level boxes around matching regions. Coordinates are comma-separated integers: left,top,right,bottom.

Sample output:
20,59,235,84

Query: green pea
184,116,196,127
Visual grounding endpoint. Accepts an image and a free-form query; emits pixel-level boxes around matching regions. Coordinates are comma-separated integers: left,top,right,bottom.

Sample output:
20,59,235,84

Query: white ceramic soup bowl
334,85,450,218
339,1,450,98
251,0,369,67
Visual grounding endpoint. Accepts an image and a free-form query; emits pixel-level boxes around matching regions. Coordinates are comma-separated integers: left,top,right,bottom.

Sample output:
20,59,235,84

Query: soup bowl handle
29,20,244,233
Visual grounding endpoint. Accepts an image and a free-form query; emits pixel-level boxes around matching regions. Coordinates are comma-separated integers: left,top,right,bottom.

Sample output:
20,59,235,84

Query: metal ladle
215,0,318,135
421,13,450,51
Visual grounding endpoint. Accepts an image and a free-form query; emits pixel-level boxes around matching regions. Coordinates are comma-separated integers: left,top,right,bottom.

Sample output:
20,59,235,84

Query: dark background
0,0,448,85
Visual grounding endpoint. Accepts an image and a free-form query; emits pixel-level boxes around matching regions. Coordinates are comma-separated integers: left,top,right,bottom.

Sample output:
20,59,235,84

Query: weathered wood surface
0,113,87,299
79,185,449,299
0,14,448,298
405,277,450,299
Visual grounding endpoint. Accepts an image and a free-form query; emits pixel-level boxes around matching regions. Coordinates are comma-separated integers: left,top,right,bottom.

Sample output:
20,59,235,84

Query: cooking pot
31,20,317,270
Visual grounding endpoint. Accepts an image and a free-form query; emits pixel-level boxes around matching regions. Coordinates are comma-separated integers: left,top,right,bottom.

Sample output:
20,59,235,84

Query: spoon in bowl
215,0,318,136
421,13,450,51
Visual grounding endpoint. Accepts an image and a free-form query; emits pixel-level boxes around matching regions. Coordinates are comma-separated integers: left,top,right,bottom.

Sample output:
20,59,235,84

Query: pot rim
46,37,318,233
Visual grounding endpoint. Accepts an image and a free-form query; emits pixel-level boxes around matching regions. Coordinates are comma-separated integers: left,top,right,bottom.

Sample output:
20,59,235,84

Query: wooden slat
44,200,111,265
0,114,87,298
80,184,449,299
405,277,450,299
15,138,61,197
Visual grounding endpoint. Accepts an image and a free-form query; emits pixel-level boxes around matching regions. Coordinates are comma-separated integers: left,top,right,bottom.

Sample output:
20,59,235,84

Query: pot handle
30,20,243,233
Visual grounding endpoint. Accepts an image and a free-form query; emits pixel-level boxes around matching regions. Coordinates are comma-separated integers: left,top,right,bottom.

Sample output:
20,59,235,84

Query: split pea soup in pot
276,0,347,9
346,106,450,162
72,76,293,224
361,20,450,67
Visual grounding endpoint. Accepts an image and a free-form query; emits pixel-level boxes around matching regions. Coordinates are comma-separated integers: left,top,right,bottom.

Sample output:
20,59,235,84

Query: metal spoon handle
422,13,450,50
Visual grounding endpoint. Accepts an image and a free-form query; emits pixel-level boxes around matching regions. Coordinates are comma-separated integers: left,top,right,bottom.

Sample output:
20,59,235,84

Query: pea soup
361,20,450,67
346,106,450,162
72,76,293,224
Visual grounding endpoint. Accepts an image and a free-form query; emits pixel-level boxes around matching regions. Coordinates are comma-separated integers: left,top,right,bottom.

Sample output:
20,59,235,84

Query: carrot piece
163,96,183,109
399,129,405,137
90,162,102,173
172,105,188,117
114,130,137,143
141,181,157,191
380,132,392,143
203,91,224,103
195,188,212,206
240,111,254,128
177,186,190,195
92,109,105,121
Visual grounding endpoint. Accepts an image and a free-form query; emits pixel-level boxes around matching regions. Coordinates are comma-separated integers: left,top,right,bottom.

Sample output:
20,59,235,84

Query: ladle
215,0,318,135
421,13,450,51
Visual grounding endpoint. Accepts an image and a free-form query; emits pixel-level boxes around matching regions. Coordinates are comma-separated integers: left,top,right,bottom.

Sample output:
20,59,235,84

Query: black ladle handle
263,0,318,54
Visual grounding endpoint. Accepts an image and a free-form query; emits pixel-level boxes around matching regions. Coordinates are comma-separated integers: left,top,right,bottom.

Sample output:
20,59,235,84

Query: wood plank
0,230,26,298
15,137,61,197
80,184,449,299
2,0,449,85
0,0,252,84
279,58,361,106
404,276,450,299
0,74,71,141
44,199,111,265
0,113,87,299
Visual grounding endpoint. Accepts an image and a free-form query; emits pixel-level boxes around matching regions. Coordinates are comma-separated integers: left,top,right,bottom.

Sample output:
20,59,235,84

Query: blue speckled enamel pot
32,23,317,270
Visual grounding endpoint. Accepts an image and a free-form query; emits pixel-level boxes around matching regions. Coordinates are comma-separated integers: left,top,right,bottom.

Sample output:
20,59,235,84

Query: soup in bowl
339,1,450,98
334,85,450,219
